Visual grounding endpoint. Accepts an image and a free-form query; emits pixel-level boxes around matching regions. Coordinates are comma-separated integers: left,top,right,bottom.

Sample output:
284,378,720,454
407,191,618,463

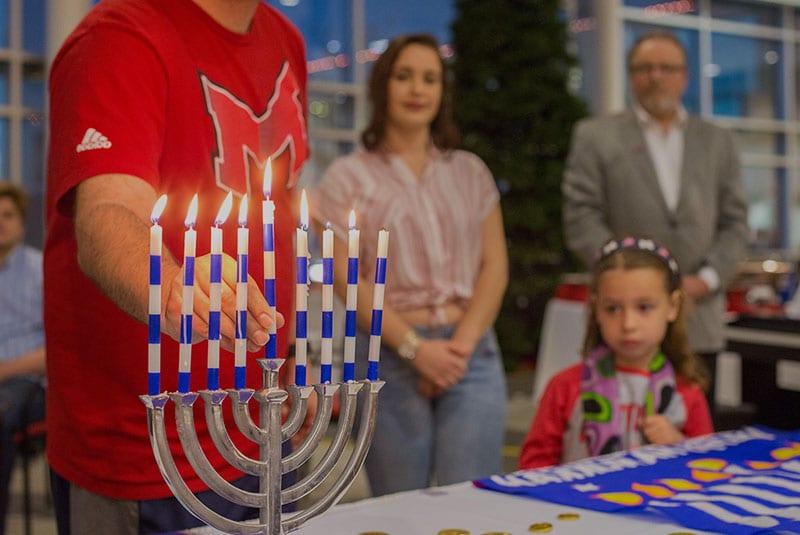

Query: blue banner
477,427,800,534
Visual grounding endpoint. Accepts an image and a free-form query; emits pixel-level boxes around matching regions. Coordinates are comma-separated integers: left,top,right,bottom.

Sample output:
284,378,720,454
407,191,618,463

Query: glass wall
0,0,48,245
571,0,800,252
266,0,455,188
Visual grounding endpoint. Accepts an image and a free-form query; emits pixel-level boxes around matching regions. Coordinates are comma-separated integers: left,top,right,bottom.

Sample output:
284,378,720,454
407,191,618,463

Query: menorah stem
254,388,287,534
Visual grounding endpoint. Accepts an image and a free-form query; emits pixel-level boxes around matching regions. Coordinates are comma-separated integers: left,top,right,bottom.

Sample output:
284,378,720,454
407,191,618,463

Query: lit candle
148,194,167,395
178,194,199,394
208,191,233,391
234,194,249,390
320,222,334,383
262,160,277,359
367,230,389,381
295,190,309,387
343,210,359,383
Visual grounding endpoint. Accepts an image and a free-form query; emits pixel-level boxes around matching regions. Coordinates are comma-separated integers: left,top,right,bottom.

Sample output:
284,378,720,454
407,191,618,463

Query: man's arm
562,121,613,267
0,346,45,382
701,130,748,289
75,174,279,350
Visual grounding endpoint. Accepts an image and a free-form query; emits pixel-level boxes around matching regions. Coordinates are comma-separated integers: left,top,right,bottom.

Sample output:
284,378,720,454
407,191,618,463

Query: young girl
519,237,713,469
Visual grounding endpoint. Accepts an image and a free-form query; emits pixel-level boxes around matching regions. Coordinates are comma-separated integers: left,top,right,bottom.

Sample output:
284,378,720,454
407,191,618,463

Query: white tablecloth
194,482,714,534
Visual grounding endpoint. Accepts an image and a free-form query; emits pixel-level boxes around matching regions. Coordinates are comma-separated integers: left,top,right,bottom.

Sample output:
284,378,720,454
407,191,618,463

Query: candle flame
262,158,272,198
150,194,167,223
184,194,199,228
238,193,249,226
325,221,332,231
348,209,356,229
214,191,233,226
300,189,309,229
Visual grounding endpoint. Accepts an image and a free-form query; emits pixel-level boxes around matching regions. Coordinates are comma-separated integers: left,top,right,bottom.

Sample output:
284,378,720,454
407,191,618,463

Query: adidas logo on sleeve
76,128,112,152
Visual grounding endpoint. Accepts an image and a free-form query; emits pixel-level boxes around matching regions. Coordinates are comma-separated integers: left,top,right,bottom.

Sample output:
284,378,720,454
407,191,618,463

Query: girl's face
386,43,443,133
594,267,680,370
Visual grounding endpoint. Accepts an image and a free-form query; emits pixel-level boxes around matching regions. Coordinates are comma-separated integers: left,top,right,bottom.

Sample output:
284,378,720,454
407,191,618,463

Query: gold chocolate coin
528,523,553,533
437,530,470,535
557,512,580,521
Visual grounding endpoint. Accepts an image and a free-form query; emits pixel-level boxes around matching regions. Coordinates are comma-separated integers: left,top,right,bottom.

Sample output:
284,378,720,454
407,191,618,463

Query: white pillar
47,0,92,65
596,0,625,115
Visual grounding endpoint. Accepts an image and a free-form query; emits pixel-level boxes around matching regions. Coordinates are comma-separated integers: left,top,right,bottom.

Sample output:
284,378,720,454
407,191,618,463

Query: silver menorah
140,358,383,534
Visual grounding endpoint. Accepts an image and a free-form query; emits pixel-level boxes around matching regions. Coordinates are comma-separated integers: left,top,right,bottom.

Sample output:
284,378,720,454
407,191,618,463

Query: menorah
140,359,383,534
140,186,389,533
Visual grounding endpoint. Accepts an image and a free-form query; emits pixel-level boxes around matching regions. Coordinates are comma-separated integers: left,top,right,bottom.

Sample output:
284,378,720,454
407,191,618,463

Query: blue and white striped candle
207,192,232,391
178,194,199,393
294,190,309,386
234,194,249,390
262,160,277,359
367,229,389,382
320,223,334,383
343,210,359,383
148,194,167,395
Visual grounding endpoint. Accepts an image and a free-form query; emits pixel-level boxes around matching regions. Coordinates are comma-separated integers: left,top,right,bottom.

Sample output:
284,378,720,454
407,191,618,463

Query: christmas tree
451,0,587,368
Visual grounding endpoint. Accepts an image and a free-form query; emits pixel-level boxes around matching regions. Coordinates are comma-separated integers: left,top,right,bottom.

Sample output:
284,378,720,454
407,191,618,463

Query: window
711,34,783,120
711,0,782,27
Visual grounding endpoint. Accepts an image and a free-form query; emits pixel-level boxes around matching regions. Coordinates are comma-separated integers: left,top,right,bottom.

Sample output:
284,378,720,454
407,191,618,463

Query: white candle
178,194,199,393
148,194,167,395
262,159,277,359
294,190,309,386
320,222,334,383
367,229,389,381
207,191,232,391
234,193,249,390
343,210,359,382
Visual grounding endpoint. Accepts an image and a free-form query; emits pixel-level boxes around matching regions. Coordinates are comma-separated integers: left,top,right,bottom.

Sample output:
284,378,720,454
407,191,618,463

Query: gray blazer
562,109,748,352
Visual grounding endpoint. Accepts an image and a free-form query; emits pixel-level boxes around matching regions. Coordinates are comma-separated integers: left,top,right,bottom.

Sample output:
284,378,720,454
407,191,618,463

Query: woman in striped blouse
313,33,509,495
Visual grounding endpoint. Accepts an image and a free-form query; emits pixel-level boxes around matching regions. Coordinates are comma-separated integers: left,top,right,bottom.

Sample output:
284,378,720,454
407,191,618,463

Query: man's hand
682,275,710,301
642,415,684,445
161,252,284,352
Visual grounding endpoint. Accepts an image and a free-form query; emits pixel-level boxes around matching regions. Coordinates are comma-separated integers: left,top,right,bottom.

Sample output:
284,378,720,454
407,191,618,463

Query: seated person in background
519,238,712,470
0,182,45,535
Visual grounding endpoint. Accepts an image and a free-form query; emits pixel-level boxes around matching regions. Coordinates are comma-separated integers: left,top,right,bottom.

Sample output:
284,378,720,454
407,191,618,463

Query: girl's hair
360,33,460,152
582,241,709,390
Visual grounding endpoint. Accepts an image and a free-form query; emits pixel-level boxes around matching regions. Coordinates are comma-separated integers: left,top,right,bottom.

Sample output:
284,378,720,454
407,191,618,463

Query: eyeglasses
629,63,686,75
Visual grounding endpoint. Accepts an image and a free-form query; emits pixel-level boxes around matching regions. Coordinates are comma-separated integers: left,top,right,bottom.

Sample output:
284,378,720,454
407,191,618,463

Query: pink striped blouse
313,147,499,313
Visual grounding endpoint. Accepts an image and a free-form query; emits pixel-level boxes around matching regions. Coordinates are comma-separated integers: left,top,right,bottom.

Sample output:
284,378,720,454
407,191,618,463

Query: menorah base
141,366,383,535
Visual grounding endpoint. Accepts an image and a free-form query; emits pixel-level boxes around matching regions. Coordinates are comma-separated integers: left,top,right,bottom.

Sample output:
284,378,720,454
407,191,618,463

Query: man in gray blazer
563,31,748,398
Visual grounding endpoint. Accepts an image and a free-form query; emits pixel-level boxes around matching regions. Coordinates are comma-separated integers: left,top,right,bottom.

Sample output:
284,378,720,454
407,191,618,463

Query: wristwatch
397,329,421,361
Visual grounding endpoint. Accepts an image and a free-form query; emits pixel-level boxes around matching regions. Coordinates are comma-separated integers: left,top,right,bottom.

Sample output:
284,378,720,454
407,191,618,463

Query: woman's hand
642,415,684,445
409,339,468,390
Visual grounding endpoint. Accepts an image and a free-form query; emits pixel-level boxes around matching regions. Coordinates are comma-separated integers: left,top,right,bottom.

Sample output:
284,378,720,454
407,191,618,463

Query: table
191,481,715,534
725,316,800,429
293,482,718,534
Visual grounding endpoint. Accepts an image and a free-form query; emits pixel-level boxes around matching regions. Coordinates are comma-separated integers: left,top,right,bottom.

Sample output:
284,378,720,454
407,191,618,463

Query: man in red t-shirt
45,0,309,531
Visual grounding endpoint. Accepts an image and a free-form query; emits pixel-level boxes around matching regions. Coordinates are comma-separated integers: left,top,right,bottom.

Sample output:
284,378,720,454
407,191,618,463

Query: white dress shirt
633,103,720,292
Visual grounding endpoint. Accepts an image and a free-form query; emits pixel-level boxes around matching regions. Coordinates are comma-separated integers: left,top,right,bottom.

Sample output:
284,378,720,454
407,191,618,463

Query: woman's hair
361,33,460,152
582,240,709,390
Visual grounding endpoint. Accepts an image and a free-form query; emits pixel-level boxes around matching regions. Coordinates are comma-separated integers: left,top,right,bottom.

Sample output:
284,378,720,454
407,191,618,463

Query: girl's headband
597,237,681,288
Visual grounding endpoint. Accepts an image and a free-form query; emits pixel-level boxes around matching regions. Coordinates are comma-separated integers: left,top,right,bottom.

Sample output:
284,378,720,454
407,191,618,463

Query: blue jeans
0,377,45,535
357,326,506,496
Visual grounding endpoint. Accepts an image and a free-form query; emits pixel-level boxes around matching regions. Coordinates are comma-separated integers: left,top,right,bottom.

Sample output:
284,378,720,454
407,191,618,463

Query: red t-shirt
518,364,713,470
45,0,308,500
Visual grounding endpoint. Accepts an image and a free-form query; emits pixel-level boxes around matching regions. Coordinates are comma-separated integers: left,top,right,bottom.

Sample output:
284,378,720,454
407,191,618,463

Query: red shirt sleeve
518,365,581,470
48,25,167,218
678,379,714,438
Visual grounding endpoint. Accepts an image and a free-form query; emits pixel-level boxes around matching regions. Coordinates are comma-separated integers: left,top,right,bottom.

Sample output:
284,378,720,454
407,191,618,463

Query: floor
4,367,536,534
